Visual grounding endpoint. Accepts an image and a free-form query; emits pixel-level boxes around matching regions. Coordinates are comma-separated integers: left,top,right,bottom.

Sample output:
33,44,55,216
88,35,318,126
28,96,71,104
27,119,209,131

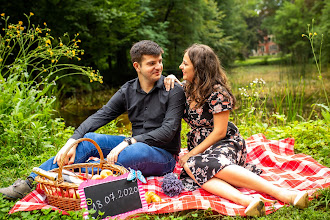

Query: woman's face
179,52,195,82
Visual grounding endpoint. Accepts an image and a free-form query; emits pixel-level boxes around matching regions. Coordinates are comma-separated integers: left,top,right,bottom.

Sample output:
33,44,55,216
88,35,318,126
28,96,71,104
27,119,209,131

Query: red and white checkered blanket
9,133,330,216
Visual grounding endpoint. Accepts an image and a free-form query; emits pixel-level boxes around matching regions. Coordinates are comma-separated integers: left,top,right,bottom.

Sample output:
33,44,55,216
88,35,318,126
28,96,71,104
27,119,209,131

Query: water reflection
59,107,130,129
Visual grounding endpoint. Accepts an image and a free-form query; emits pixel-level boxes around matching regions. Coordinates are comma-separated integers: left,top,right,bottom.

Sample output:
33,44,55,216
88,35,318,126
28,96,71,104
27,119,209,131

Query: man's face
134,54,163,83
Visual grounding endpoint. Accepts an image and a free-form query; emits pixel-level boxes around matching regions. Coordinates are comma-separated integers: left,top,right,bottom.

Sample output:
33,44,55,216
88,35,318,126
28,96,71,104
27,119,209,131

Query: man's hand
53,138,77,166
107,138,136,164
106,142,128,164
164,74,182,91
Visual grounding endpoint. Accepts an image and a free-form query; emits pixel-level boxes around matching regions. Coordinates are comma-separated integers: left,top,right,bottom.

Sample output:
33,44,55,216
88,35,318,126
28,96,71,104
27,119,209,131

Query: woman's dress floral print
180,84,262,191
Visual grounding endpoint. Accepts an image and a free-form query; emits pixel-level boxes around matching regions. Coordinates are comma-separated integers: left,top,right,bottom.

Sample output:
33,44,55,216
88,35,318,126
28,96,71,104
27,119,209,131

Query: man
0,40,185,200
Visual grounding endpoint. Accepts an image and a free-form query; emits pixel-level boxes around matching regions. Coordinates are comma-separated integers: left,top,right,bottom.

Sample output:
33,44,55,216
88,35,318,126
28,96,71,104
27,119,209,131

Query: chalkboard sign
78,173,147,219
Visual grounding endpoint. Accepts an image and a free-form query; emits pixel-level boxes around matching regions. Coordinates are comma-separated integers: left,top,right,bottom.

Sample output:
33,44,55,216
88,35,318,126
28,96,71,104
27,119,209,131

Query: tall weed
0,13,102,163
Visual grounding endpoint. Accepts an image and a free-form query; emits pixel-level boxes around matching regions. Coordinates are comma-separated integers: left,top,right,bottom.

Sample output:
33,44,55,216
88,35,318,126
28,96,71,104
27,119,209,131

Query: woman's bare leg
214,165,296,203
183,164,252,207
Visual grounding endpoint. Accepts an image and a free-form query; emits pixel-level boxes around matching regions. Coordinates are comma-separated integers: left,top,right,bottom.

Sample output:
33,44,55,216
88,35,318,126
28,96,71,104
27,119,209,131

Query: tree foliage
0,0,329,88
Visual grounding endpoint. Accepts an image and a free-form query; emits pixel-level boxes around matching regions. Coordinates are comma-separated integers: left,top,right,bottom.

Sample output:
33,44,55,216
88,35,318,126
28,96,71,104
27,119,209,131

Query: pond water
58,65,329,128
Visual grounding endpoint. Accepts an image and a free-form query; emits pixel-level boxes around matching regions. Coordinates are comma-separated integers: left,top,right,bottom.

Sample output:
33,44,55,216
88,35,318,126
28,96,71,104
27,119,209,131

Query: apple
77,173,88,180
100,169,113,179
91,174,102,180
64,189,77,198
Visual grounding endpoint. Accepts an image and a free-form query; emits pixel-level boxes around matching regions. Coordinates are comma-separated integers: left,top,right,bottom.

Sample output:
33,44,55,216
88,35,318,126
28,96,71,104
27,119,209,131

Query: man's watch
124,137,133,145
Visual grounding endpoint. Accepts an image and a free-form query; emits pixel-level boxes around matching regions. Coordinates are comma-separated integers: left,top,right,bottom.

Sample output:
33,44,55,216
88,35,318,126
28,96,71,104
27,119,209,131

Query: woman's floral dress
180,84,262,191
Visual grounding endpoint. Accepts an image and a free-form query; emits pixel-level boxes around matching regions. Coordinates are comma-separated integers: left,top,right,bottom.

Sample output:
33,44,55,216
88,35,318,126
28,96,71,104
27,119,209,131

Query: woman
165,44,308,216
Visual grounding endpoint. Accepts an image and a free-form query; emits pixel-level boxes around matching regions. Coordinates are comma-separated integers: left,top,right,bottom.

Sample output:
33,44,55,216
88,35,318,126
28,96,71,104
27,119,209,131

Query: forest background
0,0,329,219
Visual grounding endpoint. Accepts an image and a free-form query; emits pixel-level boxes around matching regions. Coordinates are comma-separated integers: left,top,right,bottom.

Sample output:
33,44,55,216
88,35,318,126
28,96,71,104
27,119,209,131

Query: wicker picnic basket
35,138,128,211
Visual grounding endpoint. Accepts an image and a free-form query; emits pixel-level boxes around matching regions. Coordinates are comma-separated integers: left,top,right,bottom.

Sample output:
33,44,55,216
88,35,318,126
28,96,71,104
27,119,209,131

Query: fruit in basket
145,191,162,203
77,173,88,180
64,189,77,199
100,169,113,178
91,174,103,180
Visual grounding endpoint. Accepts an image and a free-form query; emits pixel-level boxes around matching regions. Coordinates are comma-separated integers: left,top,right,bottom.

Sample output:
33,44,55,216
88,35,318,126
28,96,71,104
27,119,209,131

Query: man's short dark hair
130,40,164,64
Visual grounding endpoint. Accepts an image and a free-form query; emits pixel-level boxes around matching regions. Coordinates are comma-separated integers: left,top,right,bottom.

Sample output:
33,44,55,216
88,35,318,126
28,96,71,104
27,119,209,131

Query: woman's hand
164,74,182,91
179,153,191,167
53,138,77,166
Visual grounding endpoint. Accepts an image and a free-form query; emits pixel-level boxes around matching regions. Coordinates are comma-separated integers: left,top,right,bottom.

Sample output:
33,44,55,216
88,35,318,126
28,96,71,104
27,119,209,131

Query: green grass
233,54,292,66
0,63,329,219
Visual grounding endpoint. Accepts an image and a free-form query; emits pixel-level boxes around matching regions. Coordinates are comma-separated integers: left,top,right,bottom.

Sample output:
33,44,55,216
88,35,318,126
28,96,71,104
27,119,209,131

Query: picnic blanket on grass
9,133,330,216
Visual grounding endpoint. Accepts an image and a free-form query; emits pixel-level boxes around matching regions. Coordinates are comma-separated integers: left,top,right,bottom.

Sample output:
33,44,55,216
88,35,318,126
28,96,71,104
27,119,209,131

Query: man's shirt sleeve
70,89,126,139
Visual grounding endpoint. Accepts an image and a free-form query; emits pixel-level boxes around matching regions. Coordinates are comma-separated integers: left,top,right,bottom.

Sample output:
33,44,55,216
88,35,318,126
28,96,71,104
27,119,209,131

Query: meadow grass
1,64,329,219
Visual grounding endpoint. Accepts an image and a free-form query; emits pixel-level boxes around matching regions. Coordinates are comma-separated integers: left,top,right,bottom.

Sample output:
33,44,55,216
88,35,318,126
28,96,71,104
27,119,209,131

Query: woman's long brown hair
185,44,236,108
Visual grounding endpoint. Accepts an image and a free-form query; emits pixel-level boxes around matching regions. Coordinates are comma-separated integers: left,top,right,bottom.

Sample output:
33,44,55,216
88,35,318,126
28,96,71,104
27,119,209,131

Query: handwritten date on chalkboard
78,173,147,219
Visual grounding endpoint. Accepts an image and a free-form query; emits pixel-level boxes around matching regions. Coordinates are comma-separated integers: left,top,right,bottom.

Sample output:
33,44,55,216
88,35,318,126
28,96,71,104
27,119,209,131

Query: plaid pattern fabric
9,134,330,216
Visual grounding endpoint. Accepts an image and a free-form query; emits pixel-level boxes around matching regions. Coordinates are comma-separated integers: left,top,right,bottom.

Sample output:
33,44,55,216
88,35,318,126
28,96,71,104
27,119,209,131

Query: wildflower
44,22,47,26
309,32,312,36
1,13,5,17
59,42,63,46
45,39,51,45
8,25,12,29
72,50,75,56
301,34,305,37
76,33,79,36
90,79,93,82
20,27,24,31
0,58,3,62
81,51,84,55
19,21,23,26
77,57,81,61
30,12,34,16
314,32,317,36
51,60,55,63
36,27,40,32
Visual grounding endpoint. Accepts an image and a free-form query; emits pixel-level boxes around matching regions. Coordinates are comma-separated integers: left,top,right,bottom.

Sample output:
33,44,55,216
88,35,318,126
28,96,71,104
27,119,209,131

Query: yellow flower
72,50,75,56
17,30,20,34
1,13,5,17
301,34,305,37
30,12,34,16
49,50,53,56
45,39,51,45
59,42,63,46
44,22,47,26
90,79,93,82
20,27,24,31
18,21,23,26
309,32,312,36
51,59,55,63
77,39,81,43
81,52,84,55
44,69,47,72
76,33,79,36
8,25,12,29
36,27,40,32
0,58,3,62
77,57,81,61
314,32,317,36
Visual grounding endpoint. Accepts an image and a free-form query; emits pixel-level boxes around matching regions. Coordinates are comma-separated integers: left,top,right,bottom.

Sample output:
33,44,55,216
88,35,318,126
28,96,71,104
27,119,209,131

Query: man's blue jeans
29,133,177,179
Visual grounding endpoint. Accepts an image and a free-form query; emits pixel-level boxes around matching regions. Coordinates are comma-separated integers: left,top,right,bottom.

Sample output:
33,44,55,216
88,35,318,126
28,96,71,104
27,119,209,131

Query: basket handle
57,138,106,183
